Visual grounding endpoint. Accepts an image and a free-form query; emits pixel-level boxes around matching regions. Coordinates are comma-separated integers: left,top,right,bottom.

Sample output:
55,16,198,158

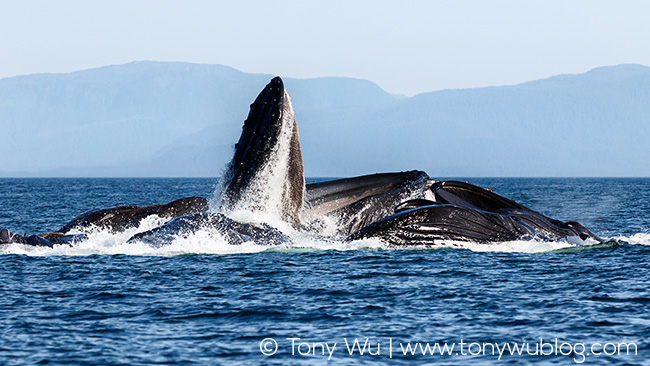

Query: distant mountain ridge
1,62,648,177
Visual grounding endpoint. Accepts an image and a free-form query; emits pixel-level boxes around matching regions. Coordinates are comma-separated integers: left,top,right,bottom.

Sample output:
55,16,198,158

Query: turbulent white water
616,232,650,245
1,208,647,257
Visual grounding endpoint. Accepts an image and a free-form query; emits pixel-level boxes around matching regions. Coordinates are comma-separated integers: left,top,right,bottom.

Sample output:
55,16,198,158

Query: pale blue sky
1,0,649,95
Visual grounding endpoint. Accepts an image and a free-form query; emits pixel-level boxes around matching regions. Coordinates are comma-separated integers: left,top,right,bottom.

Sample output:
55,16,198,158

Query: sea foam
2,213,638,257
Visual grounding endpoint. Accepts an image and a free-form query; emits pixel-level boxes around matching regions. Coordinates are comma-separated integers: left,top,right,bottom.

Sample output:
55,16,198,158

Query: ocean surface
0,177,648,365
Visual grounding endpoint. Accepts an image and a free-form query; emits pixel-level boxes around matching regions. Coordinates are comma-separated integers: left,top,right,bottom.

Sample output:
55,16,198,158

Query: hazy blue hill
0,62,399,176
0,62,648,177
0,62,273,173
304,64,650,177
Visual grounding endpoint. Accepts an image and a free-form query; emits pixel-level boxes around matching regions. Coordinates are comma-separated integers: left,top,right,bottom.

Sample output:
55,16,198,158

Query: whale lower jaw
347,203,599,246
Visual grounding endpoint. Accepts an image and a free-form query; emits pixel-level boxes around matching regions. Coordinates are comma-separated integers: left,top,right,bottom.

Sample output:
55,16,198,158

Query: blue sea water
0,178,649,365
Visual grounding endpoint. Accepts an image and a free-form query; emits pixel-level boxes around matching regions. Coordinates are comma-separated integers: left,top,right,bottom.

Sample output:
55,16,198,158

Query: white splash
614,232,650,245
0,215,272,257
1,218,627,257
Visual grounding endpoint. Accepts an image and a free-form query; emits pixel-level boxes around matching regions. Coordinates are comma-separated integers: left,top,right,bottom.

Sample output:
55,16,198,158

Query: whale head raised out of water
217,77,305,225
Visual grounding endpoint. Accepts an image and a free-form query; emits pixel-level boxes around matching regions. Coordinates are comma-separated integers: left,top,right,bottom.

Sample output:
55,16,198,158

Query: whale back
218,77,304,224
57,197,209,233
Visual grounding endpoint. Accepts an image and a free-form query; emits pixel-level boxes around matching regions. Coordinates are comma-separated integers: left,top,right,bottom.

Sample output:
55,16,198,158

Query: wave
2,213,647,256
614,232,650,245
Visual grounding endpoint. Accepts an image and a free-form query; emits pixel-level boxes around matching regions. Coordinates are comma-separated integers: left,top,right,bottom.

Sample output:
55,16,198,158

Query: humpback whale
0,77,601,249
